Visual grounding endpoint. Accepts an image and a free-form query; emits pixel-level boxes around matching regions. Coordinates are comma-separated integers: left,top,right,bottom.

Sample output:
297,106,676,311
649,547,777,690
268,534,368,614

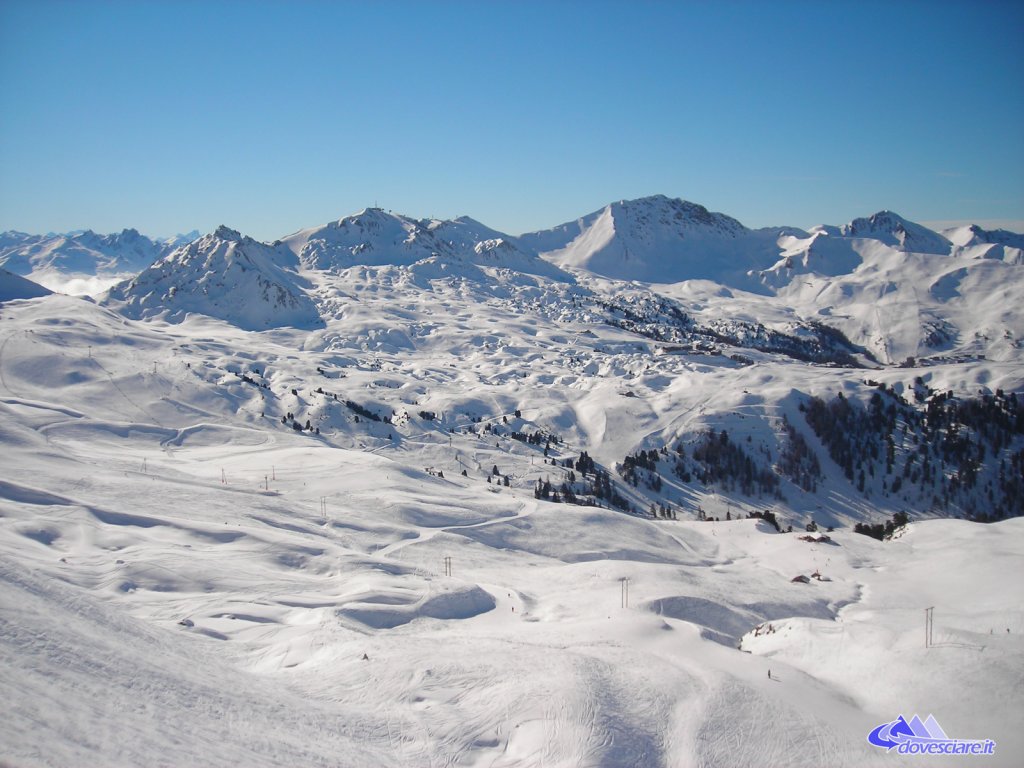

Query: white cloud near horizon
32,273,127,297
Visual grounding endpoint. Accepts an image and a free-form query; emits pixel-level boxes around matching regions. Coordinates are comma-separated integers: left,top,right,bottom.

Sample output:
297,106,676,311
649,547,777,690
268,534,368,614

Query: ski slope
2,285,1022,767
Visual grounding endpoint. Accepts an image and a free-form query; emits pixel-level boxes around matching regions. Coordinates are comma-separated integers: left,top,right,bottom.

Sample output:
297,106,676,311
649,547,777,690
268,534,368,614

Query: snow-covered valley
2,196,1022,766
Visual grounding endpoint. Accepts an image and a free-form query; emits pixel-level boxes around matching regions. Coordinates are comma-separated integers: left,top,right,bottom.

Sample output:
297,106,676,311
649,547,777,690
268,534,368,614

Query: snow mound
645,593,835,646
337,583,496,629
453,506,713,565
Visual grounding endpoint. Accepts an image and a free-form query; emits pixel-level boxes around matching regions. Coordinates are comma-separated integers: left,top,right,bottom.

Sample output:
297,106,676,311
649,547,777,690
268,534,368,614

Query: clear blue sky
2,0,1022,240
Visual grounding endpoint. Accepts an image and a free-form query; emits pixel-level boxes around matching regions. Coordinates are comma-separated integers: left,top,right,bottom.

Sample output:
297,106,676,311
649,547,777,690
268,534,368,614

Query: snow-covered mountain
279,208,568,280
0,267,52,301
840,210,952,254
80,197,1022,369
279,208,445,269
944,224,1024,265
945,224,1024,249
3,195,1024,767
0,227,169,275
0,227,178,295
152,230,200,250
0,196,1010,371
517,194,797,286
159,229,202,250
105,226,321,330
753,216,1022,364
79,197,1022,520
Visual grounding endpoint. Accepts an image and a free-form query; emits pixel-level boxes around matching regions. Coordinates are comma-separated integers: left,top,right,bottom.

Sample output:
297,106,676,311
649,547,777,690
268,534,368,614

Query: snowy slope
0,268,52,301
742,518,1024,762
104,226,322,330
0,292,1020,766
758,224,1023,364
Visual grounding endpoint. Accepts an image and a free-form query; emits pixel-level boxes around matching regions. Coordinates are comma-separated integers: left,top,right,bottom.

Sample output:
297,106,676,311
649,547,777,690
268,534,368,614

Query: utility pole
925,606,934,648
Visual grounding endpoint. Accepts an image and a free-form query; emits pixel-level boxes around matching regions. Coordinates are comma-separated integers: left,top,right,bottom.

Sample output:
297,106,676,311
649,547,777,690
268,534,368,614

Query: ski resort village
1,196,1022,766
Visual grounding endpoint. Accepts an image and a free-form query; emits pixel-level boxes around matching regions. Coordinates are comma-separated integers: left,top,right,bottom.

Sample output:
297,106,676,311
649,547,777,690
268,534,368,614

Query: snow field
1,234,1022,768
6,406,1019,765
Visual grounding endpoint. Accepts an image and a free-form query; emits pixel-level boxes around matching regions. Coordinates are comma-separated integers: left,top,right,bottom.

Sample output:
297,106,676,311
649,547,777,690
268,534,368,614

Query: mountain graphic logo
868,714,947,748
867,714,995,756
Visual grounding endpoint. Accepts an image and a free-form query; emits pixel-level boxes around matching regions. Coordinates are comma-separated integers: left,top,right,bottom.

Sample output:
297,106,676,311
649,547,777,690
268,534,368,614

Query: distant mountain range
4,196,1022,363
0,228,200,292
4,198,1021,292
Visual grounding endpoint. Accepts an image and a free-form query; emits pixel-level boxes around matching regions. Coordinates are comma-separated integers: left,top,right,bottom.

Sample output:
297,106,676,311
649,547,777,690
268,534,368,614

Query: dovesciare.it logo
868,714,995,756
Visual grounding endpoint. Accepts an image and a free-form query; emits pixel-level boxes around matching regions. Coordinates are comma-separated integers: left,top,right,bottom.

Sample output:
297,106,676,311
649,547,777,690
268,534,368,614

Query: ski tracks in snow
692,671,864,768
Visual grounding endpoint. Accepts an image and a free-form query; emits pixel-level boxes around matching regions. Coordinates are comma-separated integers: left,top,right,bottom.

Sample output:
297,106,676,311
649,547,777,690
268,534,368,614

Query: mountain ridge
83,196,1021,371
105,228,321,330
8,195,1022,291
0,227,189,294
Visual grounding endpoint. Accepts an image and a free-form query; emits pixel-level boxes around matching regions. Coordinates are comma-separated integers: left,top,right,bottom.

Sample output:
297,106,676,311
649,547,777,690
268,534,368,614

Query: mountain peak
518,195,756,284
603,196,749,240
842,211,950,254
340,207,400,226
213,225,244,241
106,227,317,329
844,210,908,232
